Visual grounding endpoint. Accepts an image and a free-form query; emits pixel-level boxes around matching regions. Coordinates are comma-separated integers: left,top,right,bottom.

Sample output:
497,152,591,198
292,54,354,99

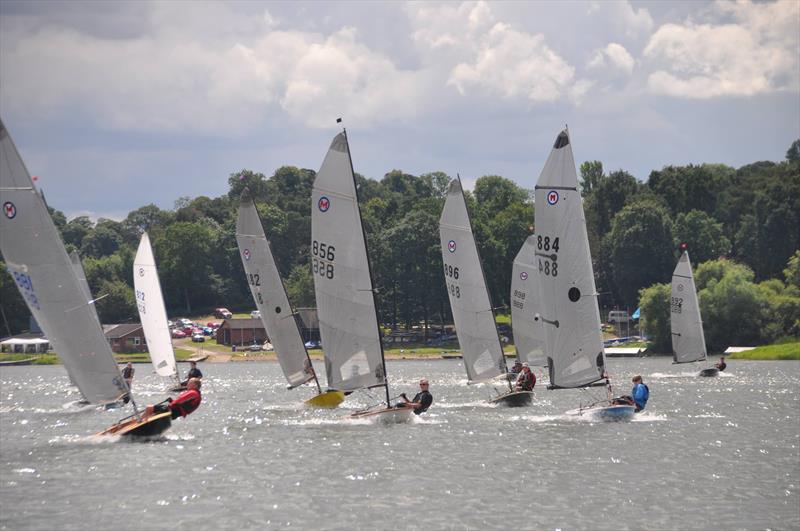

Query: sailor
715,357,727,372
630,375,649,412
399,378,433,415
144,378,202,421
514,363,536,391
510,360,523,374
181,361,203,386
122,362,135,390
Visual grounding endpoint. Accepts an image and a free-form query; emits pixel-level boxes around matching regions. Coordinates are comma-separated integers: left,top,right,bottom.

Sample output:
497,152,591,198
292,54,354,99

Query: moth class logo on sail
447,240,457,253
318,196,330,212
520,271,528,281
3,201,16,219
243,249,251,261
547,191,559,205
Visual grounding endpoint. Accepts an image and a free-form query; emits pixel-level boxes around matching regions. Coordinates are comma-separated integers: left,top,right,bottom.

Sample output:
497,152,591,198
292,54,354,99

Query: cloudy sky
1,0,798,220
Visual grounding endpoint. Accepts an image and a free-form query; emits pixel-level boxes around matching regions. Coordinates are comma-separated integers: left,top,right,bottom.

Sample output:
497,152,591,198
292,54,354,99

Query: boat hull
0,358,36,366
698,368,719,377
348,406,413,424
96,411,172,438
304,390,345,409
489,390,533,407
568,405,636,422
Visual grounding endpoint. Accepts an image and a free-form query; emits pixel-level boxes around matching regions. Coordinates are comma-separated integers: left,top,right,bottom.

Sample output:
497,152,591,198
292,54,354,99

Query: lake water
1,358,798,530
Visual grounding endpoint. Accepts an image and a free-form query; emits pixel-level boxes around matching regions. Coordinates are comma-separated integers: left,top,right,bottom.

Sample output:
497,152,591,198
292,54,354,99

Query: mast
342,128,391,407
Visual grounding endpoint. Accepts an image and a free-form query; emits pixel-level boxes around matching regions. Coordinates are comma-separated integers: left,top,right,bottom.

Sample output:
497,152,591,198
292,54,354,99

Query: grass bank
728,342,800,360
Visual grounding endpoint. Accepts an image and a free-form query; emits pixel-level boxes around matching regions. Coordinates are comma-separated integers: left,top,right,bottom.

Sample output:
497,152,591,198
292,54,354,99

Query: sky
1,0,798,221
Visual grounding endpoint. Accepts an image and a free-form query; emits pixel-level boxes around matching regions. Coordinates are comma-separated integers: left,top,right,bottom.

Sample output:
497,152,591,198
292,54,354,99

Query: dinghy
439,178,532,407
236,188,344,408
534,129,634,421
0,119,166,436
670,247,714,376
311,129,411,423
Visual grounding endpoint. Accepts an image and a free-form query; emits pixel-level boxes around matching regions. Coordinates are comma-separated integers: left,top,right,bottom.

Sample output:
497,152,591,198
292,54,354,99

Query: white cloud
643,0,799,98
588,43,635,74
587,1,653,38
448,22,591,103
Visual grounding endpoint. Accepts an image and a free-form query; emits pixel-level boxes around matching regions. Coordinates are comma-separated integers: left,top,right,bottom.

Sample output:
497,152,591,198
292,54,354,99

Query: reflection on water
1,357,798,530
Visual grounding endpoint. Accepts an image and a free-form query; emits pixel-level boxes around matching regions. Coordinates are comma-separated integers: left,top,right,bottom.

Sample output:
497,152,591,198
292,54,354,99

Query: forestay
511,235,547,366
534,130,606,388
439,179,505,382
134,232,178,379
236,190,314,389
0,119,128,404
671,250,707,364
311,132,385,392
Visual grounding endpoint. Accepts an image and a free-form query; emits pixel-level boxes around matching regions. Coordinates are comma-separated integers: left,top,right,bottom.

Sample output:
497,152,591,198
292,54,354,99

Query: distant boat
133,232,183,389
236,188,344,408
0,119,168,438
439,177,532,407
670,249,715,376
311,130,411,423
510,234,548,371
534,129,634,421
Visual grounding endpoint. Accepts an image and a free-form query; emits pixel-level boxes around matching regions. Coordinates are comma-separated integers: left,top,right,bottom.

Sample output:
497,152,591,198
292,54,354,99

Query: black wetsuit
410,390,433,415
187,367,203,379
717,362,726,372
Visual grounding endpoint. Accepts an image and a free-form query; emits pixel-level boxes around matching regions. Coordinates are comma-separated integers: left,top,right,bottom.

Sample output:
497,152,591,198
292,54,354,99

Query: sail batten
0,119,127,404
236,190,316,389
534,129,606,389
439,179,506,382
311,132,386,393
670,250,707,364
133,233,179,379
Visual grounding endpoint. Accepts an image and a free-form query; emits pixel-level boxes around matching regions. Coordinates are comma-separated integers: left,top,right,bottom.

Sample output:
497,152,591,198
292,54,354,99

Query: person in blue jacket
630,375,649,412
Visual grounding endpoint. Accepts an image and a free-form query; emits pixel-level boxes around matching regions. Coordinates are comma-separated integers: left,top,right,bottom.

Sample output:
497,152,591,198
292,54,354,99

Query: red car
214,308,232,319
171,329,187,338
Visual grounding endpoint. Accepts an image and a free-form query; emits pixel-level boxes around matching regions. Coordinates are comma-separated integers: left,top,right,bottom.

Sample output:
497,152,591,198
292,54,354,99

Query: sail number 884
312,240,336,279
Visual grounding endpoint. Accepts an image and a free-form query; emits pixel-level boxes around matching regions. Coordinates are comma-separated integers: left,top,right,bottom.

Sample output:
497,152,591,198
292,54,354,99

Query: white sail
0,119,128,403
133,232,178,378
511,235,547,366
534,130,606,388
236,190,315,389
670,250,707,364
439,179,506,382
69,251,95,311
311,132,385,392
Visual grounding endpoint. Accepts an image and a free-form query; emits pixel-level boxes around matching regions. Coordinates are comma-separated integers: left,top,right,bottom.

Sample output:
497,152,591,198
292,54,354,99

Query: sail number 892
312,240,336,279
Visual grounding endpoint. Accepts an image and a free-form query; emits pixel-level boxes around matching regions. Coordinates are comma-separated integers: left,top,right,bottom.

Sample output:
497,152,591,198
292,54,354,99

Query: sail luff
0,119,128,404
510,235,547,366
670,250,707,364
534,129,606,389
133,232,179,379
235,189,317,391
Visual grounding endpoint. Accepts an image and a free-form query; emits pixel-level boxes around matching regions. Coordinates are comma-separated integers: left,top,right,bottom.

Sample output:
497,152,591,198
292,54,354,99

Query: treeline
1,140,798,348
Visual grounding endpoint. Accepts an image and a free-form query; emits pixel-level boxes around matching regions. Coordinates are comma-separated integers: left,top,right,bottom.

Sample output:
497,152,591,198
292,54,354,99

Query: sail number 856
312,240,336,279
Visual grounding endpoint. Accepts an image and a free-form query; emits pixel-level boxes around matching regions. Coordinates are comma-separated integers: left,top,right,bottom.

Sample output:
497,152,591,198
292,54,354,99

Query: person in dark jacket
715,357,727,371
399,378,433,414
180,361,203,387
514,363,536,391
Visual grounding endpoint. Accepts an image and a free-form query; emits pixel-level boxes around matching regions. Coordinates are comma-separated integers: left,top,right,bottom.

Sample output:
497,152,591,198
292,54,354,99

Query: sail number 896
312,240,336,279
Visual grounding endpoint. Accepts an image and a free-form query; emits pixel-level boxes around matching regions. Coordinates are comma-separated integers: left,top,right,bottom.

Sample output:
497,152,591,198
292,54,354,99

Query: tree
473,175,527,216
227,169,268,200
61,216,94,249
155,222,214,313
0,261,31,335
787,139,800,163
673,210,731,264
605,198,674,307
784,250,800,289
638,283,670,353
579,160,603,196
647,164,731,217
94,279,137,324
80,223,122,258
584,169,640,237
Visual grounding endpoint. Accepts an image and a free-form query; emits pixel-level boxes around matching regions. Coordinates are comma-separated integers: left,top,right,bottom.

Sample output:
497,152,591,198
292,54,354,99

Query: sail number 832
312,240,336,279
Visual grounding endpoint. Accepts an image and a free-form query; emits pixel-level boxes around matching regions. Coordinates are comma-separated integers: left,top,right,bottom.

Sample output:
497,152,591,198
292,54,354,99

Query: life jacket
171,389,202,418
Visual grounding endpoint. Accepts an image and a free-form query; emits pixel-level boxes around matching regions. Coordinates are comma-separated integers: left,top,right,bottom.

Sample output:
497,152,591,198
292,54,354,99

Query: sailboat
0,119,168,436
236,188,344,408
510,235,548,375
534,129,635,421
439,178,532,407
133,232,183,389
670,247,714,376
311,129,411,423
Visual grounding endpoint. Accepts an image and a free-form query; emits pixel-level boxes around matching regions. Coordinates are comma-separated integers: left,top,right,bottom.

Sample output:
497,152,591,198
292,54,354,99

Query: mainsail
534,129,606,389
510,235,547,366
133,232,179,379
0,119,128,404
670,250,707,364
236,189,317,390
439,178,506,382
311,131,386,394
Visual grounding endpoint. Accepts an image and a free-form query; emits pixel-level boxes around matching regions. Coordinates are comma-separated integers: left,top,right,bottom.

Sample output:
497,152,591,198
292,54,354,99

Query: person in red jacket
144,378,202,421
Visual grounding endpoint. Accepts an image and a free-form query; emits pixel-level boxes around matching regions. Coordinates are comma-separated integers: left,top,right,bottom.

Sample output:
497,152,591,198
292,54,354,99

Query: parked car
262,341,274,351
250,310,261,319
191,333,205,343
249,342,262,352
214,308,233,319
182,326,195,336
607,311,630,324
304,340,320,349
179,318,193,327
167,320,175,329
202,326,214,336
171,329,187,339
206,322,220,329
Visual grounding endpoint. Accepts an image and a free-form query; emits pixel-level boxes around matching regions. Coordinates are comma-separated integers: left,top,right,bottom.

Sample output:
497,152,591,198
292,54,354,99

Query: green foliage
787,139,800,163
638,283,670,353
728,342,800,360
579,160,603,196
647,164,731,217
784,250,800,288
0,261,31,334
94,279,137,323
694,259,753,291
673,210,731,264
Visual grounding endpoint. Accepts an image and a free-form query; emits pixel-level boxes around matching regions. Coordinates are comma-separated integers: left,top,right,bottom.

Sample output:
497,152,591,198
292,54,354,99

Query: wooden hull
96,411,172,438
698,368,719,377
348,406,413,424
304,390,345,409
489,390,533,407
